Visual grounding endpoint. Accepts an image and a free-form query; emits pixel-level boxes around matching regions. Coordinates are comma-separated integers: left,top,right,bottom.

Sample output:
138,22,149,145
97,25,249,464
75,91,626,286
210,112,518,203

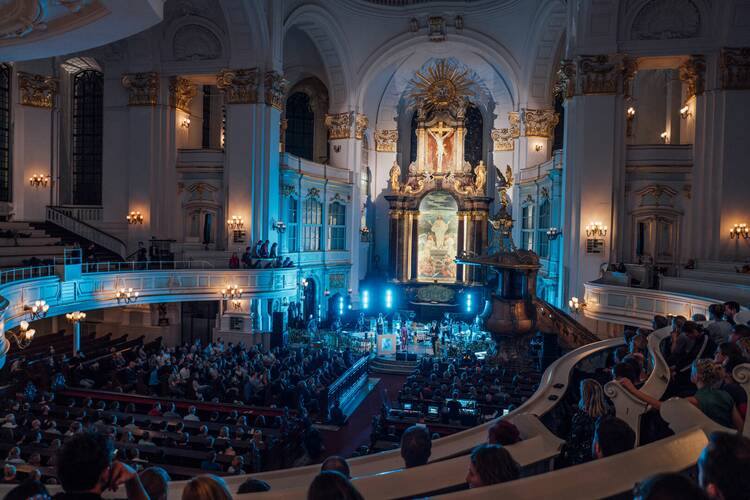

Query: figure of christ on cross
427,121,455,173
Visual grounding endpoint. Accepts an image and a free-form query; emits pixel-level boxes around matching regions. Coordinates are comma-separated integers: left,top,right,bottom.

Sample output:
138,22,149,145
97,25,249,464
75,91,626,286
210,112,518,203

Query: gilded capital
577,54,620,95
374,129,398,152
325,112,353,140
216,68,258,104
508,112,520,138
553,59,576,99
490,128,514,151
264,71,288,111
17,72,58,108
679,55,706,97
121,72,159,106
521,108,559,138
355,113,368,140
719,47,750,90
168,76,197,112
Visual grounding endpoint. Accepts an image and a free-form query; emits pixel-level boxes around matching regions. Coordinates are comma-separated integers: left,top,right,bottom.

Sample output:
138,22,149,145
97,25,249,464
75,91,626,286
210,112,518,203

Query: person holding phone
53,433,150,500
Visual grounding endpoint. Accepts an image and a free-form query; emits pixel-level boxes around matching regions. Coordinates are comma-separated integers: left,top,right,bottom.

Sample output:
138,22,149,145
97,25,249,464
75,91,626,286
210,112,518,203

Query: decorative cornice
168,76,197,112
508,112,520,138
216,68,258,104
374,129,398,152
490,128,514,151
577,55,620,95
719,47,750,90
264,71,288,111
281,184,296,198
679,55,706,97
521,108,559,138
306,187,321,200
325,112,353,140
554,59,576,99
355,113,368,140
17,72,58,108
121,72,159,106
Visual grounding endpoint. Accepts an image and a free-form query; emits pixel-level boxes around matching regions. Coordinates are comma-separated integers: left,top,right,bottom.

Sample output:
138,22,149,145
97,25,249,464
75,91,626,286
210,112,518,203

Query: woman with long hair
181,475,232,500
565,378,611,465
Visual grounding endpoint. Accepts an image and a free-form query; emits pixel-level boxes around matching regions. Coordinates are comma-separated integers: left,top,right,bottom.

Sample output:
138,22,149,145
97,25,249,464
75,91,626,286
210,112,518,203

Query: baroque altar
385,60,492,285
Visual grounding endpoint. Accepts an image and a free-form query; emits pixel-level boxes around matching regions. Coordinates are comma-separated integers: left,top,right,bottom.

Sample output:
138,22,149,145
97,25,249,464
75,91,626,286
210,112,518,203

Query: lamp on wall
221,285,243,299
585,222,607,238
28,174,50,188
660,131,670,144
680,105,691,120
181,117,191,128
626,107,636,137
546,227,561,240
25,300,49,320
534,143,543,152
272,220,286,234
730,223,749,240
126,211,144,224
568,297,586,314
116,287,139,304
323,289,330,297
6,321,35,349
227,216,244,230
231,299,242,311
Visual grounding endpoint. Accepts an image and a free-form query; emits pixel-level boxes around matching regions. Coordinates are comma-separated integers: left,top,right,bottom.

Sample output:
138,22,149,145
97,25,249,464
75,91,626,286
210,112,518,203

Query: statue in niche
473,161,486,194
157,304,169,326
389,161,401,191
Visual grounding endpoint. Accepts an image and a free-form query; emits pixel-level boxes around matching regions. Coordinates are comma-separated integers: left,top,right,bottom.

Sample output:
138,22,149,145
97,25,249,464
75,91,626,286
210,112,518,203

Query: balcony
519,150,562,184
626,144,692,167
176,148,225,168
281,153,352,183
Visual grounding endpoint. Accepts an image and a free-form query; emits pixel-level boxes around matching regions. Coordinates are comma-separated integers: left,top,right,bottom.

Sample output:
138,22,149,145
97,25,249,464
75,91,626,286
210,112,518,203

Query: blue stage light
362,290,370,310
385,289,393,309
338,296,344,316
466,293,472,312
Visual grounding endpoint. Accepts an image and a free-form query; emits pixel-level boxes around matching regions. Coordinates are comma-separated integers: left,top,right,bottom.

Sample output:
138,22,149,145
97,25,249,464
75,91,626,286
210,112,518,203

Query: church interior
0,0,749,499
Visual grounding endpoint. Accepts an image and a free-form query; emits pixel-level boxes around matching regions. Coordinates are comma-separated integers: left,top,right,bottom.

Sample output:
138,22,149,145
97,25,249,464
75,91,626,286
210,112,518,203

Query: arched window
287,197,299,252
302,197,322,251
464,104,483,166
537,198,551,258
328,202,346,250
521,202,534,251
72,70,103,205
285,92,314,161
0,64,10,202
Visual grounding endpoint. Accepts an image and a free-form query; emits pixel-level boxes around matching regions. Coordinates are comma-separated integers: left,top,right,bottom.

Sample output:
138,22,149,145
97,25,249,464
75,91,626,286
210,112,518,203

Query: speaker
271,312,288,349
407,353,417,361
396,352,406,361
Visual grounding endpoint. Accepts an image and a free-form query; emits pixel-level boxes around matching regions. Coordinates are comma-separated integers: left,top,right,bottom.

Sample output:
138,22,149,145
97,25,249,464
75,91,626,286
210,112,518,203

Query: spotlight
466,293,472,313
385,289,393,310
362,290,370,310
338,296,344,316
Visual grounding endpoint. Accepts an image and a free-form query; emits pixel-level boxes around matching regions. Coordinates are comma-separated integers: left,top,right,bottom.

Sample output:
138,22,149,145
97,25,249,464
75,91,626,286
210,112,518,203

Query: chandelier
568,297,586,314
66,311,86,323
227,216,244,230
28,174,50,188
7,321,36,349
585,222,607,238
126,211,144,224
25,300,49,320
221,285,243,299
116,287,139,304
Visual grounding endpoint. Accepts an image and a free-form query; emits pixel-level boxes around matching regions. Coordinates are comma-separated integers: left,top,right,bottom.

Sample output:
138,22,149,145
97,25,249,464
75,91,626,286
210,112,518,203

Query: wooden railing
326,354,371,415
46,206,127,259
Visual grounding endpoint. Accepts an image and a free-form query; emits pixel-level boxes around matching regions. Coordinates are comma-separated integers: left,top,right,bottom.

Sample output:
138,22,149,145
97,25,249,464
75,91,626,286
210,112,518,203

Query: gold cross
430,121,452,138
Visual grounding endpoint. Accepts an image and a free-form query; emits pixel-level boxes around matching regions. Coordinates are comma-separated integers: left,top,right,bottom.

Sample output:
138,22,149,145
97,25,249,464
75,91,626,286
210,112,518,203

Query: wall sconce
181,117,191,128
348,288,353,295
568,297,586,314
227,215,244,230
546,227,561,240
272,220,287,234
534,143,544,152
29,174,50,188
585,221,607,238
333,145,341,153
731,223,749,240
680,105,691,120
231,299,242,311
221,285,243,299
126,211,144,224
116,287,139,304
360,226,371,242
7,320,35,349
660,131,669,143
301,278,309,288
66,311,86,323
626,107,635,137
25,300,49,320
323,289,330,297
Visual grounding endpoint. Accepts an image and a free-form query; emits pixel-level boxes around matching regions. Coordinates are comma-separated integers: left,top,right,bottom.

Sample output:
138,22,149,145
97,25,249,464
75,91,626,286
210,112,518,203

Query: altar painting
418,191,458,282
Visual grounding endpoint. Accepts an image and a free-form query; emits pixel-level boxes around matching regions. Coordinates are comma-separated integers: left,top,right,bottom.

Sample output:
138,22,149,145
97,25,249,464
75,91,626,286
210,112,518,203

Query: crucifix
427,121,454,173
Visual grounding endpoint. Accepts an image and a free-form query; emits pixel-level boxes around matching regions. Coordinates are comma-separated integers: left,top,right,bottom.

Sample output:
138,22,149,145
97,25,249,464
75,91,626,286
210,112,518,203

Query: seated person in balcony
723,301,741,326
565,379,612,465
669,322,716,391
400,425,432,468
259,239,270,258
686,359,743,430
718,356,748,420
488,420,521,446
241,246,252,268
633,473,708,500
229,252,240,269
269,242,277,258
592,416,635,459
465,444,520,489
201,452,223,472
698,432,750,500
730,324,750,344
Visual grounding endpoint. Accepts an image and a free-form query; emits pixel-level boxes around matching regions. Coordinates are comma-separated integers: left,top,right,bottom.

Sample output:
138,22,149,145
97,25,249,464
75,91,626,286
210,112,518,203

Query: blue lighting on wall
385,288,393,309
362,290,370,310
338,296,344,316
466,293,472,313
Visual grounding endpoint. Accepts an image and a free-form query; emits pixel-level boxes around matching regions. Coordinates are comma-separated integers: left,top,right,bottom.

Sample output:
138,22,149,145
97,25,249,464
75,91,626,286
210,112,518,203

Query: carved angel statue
505,164,514,188
473,161,486,194
389,161,401,191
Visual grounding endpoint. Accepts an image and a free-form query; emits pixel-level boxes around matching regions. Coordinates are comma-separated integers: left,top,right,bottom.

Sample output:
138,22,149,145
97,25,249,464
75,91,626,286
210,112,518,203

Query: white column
73,321,80,356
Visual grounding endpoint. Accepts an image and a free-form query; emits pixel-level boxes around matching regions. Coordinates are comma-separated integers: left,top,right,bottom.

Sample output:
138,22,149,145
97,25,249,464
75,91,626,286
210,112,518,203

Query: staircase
0,221,66,268
370,356,419,376
31,221,122,263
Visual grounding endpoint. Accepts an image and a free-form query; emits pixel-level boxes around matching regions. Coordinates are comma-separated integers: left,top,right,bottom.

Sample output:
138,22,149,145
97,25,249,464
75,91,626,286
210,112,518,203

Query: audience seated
698,432,750,500
487,420,521,446
686,359,743,430
565,378,612,465
237,477,271,493
465,444,520,489
321,455,351,478
400,425,432,468
307,470,364,500
634,473,708,500
181,474,232,500
139,467,170,500
592,416,635,459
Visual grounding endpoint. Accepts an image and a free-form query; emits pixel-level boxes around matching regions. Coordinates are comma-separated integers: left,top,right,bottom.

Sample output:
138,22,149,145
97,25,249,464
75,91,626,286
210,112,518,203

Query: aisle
321,373,406,458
